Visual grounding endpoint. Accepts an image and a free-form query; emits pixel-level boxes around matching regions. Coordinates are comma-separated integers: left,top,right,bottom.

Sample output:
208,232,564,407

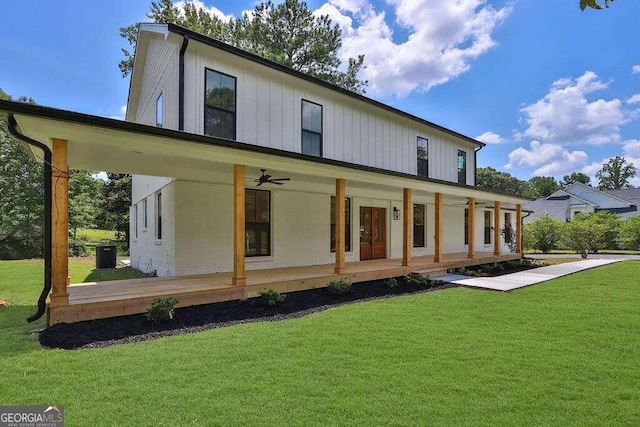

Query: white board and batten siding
182,39,476,185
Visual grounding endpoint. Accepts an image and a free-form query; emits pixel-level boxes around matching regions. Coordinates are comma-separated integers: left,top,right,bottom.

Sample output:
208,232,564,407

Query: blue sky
1,0,639,184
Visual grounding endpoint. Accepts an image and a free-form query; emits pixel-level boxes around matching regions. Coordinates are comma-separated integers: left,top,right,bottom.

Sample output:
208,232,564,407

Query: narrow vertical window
484,210,492,245
156,193,162,240
330,196,351,252
144,199,148,229
464,208,469,245
457,150,467,185
413,204,426,247
246,189,271,256
156,93,163,127
134,204,138,239
504,212,513,243
302,100,322,156
417,137,428,177
205,69,236,139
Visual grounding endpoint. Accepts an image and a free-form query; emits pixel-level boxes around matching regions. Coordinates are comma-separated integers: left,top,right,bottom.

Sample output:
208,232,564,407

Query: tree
563,214,609,258
68,170,103,239
0,89,45,259
476,167,530,196
618,216,640,251
97,173,131,246
596,156,636,190
527,176,561,198
579,211,620,252
581,0,615,10
523,216,564,253
120,0,368,94
561,172,591,188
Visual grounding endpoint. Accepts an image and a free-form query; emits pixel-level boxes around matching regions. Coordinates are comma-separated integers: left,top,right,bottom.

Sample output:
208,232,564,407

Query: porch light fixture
393,207,400,220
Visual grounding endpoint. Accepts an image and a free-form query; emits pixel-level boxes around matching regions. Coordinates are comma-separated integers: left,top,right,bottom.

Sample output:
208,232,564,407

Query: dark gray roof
523,198,575,222
602,189,640,219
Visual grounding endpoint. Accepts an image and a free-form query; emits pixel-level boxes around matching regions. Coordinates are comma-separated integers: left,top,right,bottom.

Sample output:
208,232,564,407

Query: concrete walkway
434,258,624,291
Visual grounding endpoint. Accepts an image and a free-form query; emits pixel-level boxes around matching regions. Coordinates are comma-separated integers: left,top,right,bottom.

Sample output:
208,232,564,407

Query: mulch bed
39,278,457,350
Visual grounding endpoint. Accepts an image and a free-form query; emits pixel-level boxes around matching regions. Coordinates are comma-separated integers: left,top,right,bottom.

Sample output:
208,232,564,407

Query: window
246,189,270,257
413,204,426,247
302,100,322,156
156,93,163,127
504,212,513,243
464,208,469,245
417,137,428,177
156,193,162,240
144,199,148,229
134,204,138,239
484,210,492,245
205,69,236,139
457,150,467,185
330,197,351,252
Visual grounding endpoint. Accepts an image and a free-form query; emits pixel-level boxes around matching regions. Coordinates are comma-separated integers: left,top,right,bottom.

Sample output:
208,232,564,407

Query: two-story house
0,23,528,325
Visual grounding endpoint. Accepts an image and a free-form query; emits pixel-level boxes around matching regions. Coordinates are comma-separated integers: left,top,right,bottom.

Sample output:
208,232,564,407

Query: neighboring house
523,182,639,223
0,23,528,325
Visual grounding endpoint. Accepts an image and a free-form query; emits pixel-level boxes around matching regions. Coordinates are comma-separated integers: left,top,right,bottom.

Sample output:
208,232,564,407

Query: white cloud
515,71,626,146
476,131,505,144
505,141,589,176
317,0,511,97
626,93,640,104
632,65,640,74
174,0,234,21
108,105,127,121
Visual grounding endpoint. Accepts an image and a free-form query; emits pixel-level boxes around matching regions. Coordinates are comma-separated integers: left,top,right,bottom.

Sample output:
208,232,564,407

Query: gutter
178,34,189,131
7,115,52,323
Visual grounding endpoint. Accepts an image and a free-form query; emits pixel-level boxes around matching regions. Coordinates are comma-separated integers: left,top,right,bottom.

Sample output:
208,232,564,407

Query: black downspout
178,34,189,131
8,115,52,323
474,146,481,187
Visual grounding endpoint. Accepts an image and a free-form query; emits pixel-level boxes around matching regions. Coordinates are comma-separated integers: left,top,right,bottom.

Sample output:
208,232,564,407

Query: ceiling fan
254,169,291,186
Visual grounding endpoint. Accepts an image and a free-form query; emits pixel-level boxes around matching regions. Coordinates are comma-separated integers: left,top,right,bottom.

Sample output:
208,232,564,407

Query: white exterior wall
182,42,477,185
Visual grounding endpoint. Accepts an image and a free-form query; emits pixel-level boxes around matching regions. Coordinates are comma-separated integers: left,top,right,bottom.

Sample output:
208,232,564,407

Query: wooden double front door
359,207,386,260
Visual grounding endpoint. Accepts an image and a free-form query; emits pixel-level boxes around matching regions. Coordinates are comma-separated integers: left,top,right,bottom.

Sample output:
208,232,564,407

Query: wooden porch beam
494,201,501,256
334,178,346,274
516,204,523,254
232,164,246,286
50,138,69,308
434,192,443,263
402,188,412,266
467,197,475,259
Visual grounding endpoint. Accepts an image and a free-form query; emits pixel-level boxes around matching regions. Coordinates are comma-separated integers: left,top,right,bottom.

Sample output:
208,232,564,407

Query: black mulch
39,278,457,350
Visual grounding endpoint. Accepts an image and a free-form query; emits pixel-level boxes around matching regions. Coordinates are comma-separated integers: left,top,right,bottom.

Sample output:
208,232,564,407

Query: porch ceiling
4,101,528,205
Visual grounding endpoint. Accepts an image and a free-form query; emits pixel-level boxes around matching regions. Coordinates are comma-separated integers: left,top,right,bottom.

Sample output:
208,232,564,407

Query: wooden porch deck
49,252,520,325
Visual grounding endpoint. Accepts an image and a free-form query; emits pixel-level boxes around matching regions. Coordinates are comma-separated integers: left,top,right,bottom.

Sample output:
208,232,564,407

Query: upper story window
156,93,163,128
417,137,428,177
457,150,467,185
205,69,236,140
301,100,322,156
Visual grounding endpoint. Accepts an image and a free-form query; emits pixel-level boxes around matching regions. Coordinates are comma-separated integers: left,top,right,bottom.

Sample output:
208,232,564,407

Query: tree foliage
97,173,131,246
523,216,564,253
563,213,610,258
561,172,591,188
476,167,530,196
618,216,640,251
120,0,368,94
580,0,615,10
69,170,102,239
596,156,636,190
528,176,561,198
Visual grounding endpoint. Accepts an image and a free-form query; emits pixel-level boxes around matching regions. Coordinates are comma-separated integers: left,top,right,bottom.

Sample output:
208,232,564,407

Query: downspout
473,146,482,186
8,115,52,323
178,34,189,131
521,211,532,259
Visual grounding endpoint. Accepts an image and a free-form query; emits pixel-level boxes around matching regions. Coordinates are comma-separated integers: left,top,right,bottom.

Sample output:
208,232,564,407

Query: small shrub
406,273,433,287
145,297,178,322
68,238,88,257
384,277,398,289
260,289,286,306
328,278,352,295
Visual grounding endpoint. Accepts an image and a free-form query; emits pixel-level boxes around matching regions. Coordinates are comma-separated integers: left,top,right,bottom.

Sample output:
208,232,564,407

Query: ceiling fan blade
256,181,263,186
268,181,284,185
269,178,291,181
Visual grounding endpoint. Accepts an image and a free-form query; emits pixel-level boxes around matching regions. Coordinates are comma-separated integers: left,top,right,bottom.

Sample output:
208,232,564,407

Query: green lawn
0,260,638,426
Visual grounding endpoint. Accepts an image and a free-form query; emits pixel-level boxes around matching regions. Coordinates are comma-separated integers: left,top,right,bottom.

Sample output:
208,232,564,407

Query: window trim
330,196,351,253
143,199,148,229
301,99,323,157
156,93,163,128
245,188,271,257
417,136,428,178
457,149,467,185
413,203,426,248
204,68,237,140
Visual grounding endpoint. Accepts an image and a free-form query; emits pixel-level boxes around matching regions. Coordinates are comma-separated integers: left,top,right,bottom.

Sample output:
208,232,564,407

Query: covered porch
1,100,527,326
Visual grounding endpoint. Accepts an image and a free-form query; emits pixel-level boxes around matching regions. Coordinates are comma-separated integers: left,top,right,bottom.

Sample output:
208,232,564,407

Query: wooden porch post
467,197,475,259
434,192,443,263
516,204,523,254
50,138,69,308
402,188,412,266
334,178,346,274
232,165,246,286
494,201,501,256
